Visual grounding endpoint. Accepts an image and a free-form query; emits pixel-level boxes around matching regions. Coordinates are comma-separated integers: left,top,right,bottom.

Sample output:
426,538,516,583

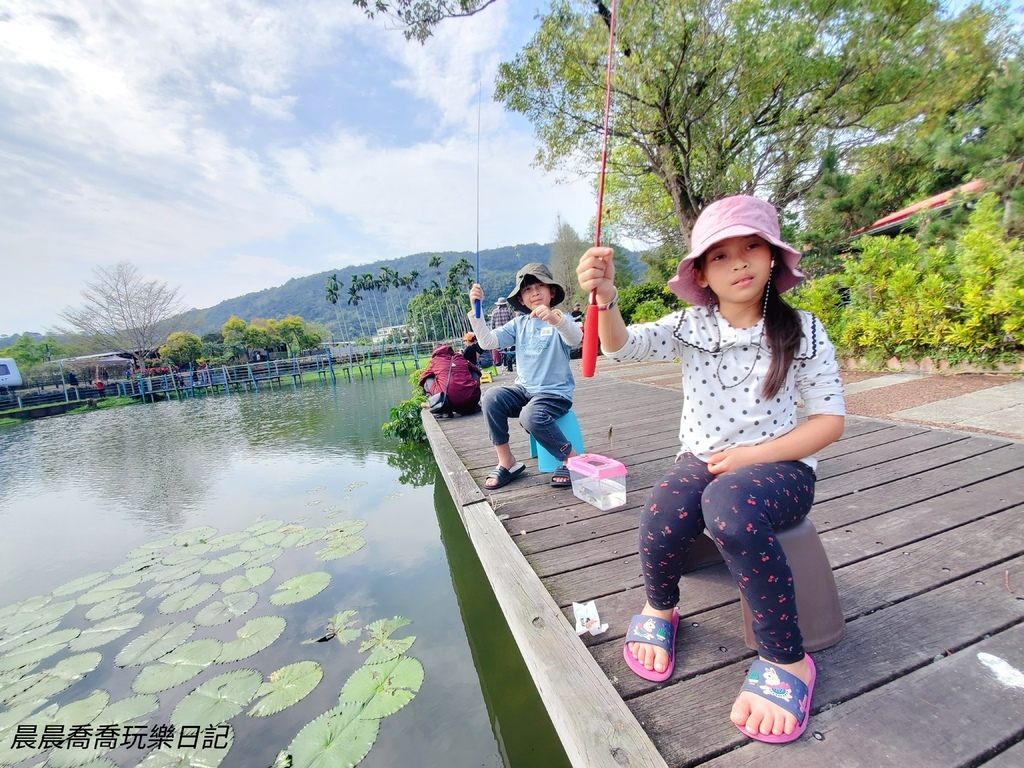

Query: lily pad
316,536,366,562
340,655,424,719
0,627,81,673
327,520,367,536
174,525,218,547
3,599,76,634
359,617,416,664
137,726,233,768
245,519,284,536
204,531,249,552
45,693,159,768
125,538,176,559
0,620,60,655
158,582,218,614
201,551,250,575
116,622,197,667
132,639,224,694
52,571,110,597
220,565,274,594
244,546,284,568
78,575,144,605
194,592,259,627
1,652,101,707
217,616,286,664
147,572,201,600
85,591,144,621
329,611,361,646
170,669,261,727
284,705,379,768
248,661,323,717
269,573,331,606
69,612,145,651
161,550,204,567
295,527,328,547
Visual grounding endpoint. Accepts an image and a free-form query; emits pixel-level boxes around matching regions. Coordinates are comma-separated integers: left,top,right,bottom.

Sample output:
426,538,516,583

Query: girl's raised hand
530,305,562,326
577,246,616,302
469,283,484,305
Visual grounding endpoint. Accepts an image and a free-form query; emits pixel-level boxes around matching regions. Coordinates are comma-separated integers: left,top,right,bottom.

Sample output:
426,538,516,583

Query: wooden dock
423,359,1024,768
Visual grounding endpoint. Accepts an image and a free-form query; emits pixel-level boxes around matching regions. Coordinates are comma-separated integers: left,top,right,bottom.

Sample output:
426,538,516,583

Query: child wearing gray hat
467,263,583,489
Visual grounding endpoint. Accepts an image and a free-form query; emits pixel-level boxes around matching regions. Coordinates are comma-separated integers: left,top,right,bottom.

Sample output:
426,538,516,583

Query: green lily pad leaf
52,571,110,597
0,594,50,622
315,535,366,561
174,525,218,547
137,726,233,768
158,582,218,614
269,573,331,606
244,546,284,568
132,638,224,694
277,531,304,549
85,591,144,621
151,562,204,584
194,592,258,627
217,616,286,664
0,620,60,655
295,527,327,547
49,754,122,768
126,538,176,559
171,668,261,727
359,617,416,664
205,531,249,552
220,565,274,595
340,655,424,719
112,554,162,576
69,612,145,651
201,551,251,575
147,572,201,600
161,550,204,567
285,705,379,768
3,599,76,634
238,537,269,553
78,575,143,605
248,661,323,717
102,692,160,724
257,530,286,546
327,520,367,536
246,519,285,536
329,611,361,646
45,694,160,768
0,652,100,707
0,627,80,673
116,622,197,667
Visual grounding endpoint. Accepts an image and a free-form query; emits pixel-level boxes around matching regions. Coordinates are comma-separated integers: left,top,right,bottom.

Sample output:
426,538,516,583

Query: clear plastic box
566,453,628,510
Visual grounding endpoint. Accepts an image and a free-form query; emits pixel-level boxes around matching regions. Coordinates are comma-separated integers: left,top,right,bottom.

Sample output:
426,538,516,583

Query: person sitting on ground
466,263,583,489
462,332,483,367
577,194,845,744
418,345,482,416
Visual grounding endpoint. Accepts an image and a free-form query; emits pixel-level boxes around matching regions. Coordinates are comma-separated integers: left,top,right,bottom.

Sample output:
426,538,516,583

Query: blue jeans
482,384,573,461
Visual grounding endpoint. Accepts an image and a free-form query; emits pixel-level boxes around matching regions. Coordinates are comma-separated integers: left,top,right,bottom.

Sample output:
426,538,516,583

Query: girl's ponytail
762,247,802,400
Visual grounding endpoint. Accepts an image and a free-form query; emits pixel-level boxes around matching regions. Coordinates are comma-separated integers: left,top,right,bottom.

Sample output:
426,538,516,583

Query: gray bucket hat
507,263,566,313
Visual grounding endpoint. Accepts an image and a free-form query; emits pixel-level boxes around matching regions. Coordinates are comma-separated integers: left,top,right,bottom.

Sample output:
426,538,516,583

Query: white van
0,358,23,388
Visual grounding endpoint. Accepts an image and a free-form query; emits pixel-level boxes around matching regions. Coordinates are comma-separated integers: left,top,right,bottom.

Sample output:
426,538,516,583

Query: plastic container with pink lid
566,453,628,510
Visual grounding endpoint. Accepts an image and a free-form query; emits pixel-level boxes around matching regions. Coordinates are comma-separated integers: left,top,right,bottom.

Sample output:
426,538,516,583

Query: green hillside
182,243,641,340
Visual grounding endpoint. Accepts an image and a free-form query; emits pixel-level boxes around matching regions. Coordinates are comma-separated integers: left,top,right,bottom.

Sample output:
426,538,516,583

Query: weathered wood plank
423,413,485,505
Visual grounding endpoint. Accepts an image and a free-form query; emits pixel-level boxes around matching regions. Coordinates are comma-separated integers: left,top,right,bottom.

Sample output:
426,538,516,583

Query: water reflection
0,375,567,768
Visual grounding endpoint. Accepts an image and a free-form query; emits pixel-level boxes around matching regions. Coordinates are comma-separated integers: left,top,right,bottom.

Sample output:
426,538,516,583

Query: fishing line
582,0,617,378
474,82,482,319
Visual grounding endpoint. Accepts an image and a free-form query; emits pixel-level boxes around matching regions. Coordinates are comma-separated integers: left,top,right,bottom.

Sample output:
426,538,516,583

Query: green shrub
382,369,427,443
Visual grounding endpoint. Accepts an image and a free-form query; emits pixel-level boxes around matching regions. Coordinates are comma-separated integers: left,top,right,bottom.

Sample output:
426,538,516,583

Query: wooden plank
625,555,1024,767
425,435,668,767
423,413,485,505
702,622,1024,768
980,739,1024,767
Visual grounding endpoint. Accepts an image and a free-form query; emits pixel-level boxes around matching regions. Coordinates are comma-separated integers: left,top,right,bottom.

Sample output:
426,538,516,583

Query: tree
324,273,352,343
549,217,587,307
159,332,203,367
494,0,1003,262
57,262,186,377
222,316,248,360
353,0,498,42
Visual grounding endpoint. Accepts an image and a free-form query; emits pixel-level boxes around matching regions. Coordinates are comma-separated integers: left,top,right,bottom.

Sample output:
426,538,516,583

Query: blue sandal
621,610,678,682
736,655,816,743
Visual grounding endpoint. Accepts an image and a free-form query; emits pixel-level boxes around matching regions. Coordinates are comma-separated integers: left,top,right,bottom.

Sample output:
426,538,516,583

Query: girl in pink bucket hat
577,194,846,744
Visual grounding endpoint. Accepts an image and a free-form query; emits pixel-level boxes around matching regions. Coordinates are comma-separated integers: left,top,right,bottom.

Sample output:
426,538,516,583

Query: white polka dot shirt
603,306,845,470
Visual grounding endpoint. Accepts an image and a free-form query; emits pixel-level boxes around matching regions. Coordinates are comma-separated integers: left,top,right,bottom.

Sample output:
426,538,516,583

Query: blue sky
0,1,600,335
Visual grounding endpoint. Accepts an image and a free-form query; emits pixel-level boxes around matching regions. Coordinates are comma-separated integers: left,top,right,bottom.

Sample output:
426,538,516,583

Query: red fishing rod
581,0,617,378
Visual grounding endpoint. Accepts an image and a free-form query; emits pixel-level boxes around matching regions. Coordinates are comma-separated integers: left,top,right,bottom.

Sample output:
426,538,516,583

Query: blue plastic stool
529,410,585,473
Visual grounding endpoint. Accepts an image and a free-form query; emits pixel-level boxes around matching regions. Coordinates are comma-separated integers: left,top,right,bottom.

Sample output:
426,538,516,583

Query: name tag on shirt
539,326,554,337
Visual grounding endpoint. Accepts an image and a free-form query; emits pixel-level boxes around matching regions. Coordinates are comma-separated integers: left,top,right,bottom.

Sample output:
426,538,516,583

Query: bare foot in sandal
485,461,525,489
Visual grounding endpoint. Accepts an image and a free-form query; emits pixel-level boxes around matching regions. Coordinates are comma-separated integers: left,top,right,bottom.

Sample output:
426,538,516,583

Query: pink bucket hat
667,195,805,306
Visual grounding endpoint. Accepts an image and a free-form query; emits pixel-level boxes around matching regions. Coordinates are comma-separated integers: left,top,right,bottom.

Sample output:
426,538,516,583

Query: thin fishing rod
474,82,482,319
582,0,617,378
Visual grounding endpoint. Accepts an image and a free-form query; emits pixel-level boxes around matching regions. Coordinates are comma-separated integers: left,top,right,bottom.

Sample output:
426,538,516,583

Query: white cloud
0,0,598,335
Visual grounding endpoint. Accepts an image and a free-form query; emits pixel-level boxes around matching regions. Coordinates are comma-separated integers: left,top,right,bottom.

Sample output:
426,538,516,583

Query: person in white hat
577,195,846,745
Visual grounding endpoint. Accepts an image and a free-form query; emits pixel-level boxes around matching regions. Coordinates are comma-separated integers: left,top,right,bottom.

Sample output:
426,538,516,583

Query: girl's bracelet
596,288,619,311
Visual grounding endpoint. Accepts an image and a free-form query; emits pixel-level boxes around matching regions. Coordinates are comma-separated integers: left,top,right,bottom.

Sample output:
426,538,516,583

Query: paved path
585,358,1024,441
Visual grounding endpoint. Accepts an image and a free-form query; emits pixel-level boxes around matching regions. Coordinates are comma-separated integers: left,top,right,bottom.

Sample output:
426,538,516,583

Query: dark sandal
485,462,525,489
550,464,571,487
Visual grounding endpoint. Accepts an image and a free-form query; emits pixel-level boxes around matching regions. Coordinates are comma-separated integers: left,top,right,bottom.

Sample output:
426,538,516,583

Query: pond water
0,376,571,768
